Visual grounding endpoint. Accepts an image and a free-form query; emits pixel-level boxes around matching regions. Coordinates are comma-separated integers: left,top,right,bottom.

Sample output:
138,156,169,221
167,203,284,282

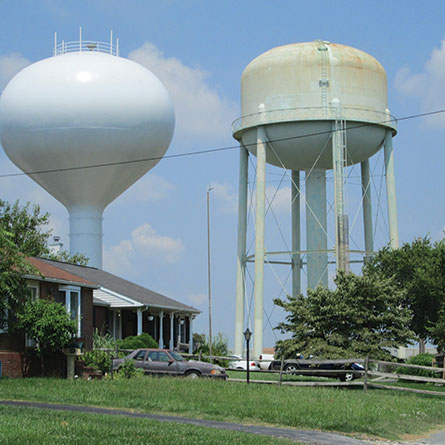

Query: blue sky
0,1,444,349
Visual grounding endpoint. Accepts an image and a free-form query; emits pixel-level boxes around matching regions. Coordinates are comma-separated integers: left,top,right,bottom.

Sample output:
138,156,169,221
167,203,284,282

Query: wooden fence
194,354,445,396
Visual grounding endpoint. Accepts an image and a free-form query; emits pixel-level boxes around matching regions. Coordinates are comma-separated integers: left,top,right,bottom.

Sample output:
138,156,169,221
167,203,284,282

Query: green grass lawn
0,405,298,445
0,376,444,440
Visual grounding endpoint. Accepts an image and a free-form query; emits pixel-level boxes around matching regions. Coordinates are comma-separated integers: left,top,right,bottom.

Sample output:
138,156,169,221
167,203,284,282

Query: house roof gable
26,257,97,288
37,258,200,314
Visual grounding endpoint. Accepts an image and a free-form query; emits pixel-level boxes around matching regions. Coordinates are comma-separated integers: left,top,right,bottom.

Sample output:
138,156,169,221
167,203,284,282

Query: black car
269,357,365,381
112,348,227,380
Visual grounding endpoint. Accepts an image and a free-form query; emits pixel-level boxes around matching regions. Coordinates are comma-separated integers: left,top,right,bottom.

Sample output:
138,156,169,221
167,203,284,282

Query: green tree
0,199,89,329
193,332,229,366
17,299,76,375
364,237,445,348
0,226,36,323
274,272,414,360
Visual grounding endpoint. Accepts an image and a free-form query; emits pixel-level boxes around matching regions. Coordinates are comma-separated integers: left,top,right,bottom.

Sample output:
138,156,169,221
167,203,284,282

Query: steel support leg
234,145,249,356
291,170,301,296
253,126,266,359
384,130,399,249
361,160,374,262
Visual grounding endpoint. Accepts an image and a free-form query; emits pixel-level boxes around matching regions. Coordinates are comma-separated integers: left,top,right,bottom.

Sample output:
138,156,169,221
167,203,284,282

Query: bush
396,353,437,378
92,329,116,350
117,333,158,350
83,350,113,374
116,359,138,379
193,332,229,367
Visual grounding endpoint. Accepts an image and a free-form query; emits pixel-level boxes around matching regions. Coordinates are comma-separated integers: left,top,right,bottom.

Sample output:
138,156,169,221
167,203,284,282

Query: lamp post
244,328,252,384
207,186,214,359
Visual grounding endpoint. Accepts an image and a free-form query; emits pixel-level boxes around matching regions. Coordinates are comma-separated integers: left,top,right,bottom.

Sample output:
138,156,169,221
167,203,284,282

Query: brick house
0,257,200,378
38,258,200,353
0,257,98,378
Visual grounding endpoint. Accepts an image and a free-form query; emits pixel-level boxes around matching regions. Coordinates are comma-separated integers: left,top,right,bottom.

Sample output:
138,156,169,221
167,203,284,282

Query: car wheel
339,372,354,382
284,364,298,375
185,371,200,379
236,367,243,370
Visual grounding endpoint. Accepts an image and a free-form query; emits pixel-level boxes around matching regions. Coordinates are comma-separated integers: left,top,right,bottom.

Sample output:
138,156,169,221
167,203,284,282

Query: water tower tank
233,40,396,168
0,36,175,268
232,41,399,358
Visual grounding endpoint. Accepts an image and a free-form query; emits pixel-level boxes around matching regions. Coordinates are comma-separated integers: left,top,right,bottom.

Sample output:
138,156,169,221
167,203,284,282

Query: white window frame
59,285,81,337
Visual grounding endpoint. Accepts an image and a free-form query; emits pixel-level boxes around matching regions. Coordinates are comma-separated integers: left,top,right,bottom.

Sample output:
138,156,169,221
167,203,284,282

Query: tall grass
0,377,444,440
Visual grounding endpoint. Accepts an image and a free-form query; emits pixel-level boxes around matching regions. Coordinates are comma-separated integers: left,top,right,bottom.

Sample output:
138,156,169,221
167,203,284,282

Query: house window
0,307,8,334
59,286,81,337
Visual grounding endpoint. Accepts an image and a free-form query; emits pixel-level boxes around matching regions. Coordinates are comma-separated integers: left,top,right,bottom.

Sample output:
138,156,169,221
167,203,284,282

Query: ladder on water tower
333,114,350,272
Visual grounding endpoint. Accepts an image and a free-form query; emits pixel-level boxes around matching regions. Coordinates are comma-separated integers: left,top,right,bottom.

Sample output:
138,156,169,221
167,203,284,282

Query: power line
0,108,443,179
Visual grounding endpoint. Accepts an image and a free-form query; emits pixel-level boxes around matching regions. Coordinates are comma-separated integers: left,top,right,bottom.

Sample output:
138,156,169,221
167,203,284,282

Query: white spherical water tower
232,41,399,357
0,32,175,268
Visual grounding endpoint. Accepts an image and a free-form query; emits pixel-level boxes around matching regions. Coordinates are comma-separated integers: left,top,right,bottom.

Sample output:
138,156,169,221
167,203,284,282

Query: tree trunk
419,339,426,354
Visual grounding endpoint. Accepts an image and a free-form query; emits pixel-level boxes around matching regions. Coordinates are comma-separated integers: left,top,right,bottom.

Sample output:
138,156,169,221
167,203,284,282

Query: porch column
169,313,174,349
159,311,164,348
137,308,143,336
189,315,194,353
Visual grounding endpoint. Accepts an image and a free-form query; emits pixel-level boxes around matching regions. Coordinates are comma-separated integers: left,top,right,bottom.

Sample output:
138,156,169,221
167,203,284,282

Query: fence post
364,355,369,393
279,356,284,386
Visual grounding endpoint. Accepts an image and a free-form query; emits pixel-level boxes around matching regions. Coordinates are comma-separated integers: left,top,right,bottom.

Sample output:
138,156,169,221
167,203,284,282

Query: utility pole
207,186,214,358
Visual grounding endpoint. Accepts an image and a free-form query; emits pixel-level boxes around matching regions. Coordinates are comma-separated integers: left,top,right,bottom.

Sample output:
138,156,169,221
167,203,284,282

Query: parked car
258,353,275,370
112,349,227,380
228,355,261,371
269,357,365,381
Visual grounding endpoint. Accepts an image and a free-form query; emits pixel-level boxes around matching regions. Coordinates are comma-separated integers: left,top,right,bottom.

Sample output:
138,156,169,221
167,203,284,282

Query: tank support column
384,130,399,249
361,160,374,262
253,126,267,359
234,144,249,356
305,168,328,288
69,206,104,268
291,170,301,296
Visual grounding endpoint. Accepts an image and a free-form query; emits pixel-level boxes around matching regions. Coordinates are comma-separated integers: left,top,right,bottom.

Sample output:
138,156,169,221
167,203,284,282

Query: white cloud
128,42,237,143
209,181,292,216
117,173,175,204
266,185,291,214
394,39,445,127
103,223,184,275
210,182,238,214
0,52,30,91
187,293,208,305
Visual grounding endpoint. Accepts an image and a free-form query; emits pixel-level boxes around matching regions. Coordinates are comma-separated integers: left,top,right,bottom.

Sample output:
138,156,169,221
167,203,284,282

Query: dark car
269,357,365,381
112,348,227,380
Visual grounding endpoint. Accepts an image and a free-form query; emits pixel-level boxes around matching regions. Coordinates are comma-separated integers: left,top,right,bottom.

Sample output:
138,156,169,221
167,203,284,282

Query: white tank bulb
0,47,175,267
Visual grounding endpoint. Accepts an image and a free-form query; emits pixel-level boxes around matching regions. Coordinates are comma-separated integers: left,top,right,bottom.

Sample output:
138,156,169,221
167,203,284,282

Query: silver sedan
112,348,227,380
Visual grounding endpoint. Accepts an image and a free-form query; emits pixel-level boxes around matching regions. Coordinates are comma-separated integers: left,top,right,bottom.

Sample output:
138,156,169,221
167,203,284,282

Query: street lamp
243,328,252,384
207,186,214,359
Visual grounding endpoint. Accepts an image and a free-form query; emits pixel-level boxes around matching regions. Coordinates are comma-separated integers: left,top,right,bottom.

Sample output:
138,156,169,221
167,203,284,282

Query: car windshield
169,351,184,361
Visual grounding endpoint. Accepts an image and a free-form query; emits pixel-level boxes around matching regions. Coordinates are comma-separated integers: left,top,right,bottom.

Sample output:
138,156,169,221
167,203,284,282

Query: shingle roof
37,258,200,314
26,257,97,288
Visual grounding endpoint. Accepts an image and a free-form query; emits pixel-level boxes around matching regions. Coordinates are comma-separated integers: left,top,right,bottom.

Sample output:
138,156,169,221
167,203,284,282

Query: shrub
193,332,230,366
83,350,113,374
117,359,137,379
396,353,437,378
117,333,158,350
92,329,116,350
